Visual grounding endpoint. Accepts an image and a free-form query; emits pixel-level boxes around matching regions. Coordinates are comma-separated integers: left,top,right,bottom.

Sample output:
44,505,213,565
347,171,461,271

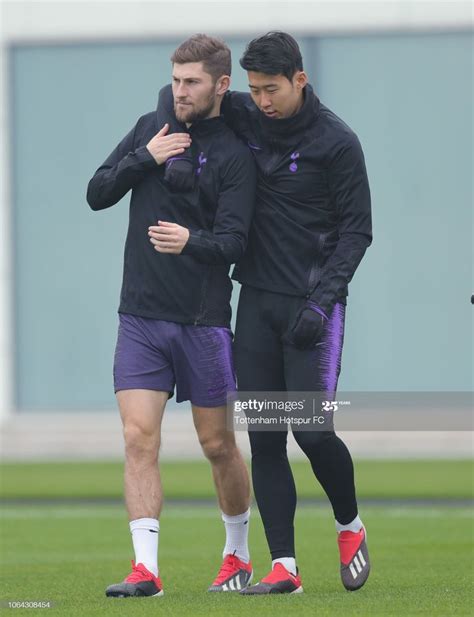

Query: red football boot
240,562,303,595
338,526,370,591
208,554,253,592
105,560,164,597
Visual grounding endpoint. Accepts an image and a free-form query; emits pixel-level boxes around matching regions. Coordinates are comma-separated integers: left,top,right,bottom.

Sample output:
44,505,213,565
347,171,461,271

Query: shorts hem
114,382,174,396
186,398,229,408
178,390,235,408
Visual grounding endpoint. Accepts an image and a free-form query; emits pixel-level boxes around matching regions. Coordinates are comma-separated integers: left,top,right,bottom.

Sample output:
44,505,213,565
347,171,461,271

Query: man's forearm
87,146,156,211
181,229,246,265
309,232,371,316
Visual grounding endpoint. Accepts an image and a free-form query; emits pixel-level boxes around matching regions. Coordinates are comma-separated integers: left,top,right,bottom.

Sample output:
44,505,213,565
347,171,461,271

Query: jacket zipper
306,233,326,297
194,268,210,325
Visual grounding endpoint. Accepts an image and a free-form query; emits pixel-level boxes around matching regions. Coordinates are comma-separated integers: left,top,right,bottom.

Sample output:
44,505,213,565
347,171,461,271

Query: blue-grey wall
314,33,473,391
9,33,473,410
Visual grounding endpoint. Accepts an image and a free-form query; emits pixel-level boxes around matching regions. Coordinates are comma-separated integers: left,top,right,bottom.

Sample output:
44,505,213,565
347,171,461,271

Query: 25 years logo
321,401,338,412
321,400,351,412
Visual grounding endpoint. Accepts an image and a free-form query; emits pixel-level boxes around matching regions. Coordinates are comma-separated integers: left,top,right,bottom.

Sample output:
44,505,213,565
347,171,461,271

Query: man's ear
294,71,308,91
215,75,231,97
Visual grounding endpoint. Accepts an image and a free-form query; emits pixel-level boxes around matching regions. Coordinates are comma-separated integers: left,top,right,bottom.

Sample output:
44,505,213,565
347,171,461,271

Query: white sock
272,557,297,576
335,514,363,534
221,508,250,563
129,518,159,576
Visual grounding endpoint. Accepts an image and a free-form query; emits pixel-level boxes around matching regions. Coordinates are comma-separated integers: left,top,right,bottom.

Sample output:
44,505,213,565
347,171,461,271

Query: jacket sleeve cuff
181,229,201,257
127,145,157,169
307,301,329,320
308,291,335,319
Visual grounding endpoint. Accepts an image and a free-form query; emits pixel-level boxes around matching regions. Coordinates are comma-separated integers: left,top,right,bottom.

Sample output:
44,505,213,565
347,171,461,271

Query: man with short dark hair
87,34,256,598
158,30,372,595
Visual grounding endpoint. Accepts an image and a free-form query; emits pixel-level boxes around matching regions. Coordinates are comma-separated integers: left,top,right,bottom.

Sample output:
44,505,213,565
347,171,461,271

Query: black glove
290,303,328,349
164,156,195,192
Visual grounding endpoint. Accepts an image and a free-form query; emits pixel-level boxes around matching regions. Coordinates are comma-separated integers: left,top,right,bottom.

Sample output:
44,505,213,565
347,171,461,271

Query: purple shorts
113,313,236,407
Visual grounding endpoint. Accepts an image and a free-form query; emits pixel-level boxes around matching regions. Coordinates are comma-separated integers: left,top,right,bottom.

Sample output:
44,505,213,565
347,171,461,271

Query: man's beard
174,93,216,124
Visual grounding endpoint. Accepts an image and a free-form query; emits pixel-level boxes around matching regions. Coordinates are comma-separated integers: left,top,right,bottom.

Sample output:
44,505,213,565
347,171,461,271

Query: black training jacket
158,84,372,316
87,111,256,327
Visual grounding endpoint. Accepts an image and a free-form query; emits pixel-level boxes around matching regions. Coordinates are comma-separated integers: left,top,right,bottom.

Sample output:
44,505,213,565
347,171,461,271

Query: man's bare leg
106,389,168,597
192,405,250,515
118,389,168,521
192,404,253,591
115,389,166,581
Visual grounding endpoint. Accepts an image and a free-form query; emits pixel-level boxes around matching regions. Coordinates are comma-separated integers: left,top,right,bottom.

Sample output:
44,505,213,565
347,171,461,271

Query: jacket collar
257,84,320,148
188,114,227,136
163,110,226,136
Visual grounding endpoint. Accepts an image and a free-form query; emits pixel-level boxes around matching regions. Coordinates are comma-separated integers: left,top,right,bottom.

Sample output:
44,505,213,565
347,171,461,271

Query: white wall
2,1,472,41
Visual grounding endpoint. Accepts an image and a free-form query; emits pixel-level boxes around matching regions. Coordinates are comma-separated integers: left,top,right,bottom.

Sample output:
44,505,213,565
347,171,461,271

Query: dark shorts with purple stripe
233,285,345,395
114,314,236,407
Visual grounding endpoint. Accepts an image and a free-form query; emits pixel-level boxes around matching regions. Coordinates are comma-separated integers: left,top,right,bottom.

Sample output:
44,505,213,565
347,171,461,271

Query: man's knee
249,430,288,458
123,420,160,462
293,430,336,455
199,432,236,462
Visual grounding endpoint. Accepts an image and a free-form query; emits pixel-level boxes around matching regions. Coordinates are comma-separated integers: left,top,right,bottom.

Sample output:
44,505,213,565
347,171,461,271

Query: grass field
1,460,473,616
1,459,473,500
